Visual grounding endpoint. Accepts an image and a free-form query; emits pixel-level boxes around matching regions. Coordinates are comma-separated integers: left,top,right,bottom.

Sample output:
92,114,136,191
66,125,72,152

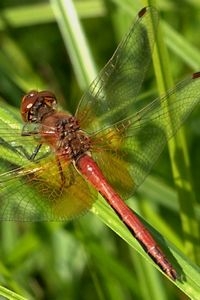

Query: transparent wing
0,104,96,221
90,73,200,199
75,7,159,133
0,154,96,221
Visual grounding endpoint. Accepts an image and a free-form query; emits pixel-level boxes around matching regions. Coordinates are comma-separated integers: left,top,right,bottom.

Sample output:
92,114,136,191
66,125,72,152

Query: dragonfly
0,6,200,281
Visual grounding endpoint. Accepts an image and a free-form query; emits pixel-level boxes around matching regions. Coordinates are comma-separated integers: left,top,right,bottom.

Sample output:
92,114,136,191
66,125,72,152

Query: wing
90,73,200,199
0,103,96,221
0,153,96,221
75,7,159,134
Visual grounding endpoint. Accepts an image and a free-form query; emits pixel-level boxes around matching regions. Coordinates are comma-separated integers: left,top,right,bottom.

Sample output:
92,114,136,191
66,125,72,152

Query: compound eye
20,90,57,122
20,90,39,122
39,90,57,109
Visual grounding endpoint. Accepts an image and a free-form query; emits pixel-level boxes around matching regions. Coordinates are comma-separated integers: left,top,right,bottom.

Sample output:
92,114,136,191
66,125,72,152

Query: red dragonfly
0,7,200,280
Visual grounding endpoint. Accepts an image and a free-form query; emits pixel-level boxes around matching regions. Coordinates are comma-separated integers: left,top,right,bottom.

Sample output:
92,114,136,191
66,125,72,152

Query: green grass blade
50,0,97,89
163,21,200,68
0,285,28,300
145,0,200,264
92,197,200,299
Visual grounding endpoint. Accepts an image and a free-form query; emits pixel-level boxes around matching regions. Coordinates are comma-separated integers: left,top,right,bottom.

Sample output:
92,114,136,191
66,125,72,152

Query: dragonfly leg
0,137,36,160
56,156,66,190
56,156,75,190
29,144,42,161
14,143,43,161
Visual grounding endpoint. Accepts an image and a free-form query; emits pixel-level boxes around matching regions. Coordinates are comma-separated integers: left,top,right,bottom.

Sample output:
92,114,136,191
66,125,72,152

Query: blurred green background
0,0,200,299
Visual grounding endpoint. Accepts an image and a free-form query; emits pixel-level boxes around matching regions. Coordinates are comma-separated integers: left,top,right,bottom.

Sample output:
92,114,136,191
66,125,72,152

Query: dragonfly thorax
40,111,91,161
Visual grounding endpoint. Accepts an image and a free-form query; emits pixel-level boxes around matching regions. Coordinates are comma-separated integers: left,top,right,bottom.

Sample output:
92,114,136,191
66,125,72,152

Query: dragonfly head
21,90,57,123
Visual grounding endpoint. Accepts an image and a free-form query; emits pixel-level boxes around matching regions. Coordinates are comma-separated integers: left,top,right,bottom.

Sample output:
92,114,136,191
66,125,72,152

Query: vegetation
0,0,200,299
